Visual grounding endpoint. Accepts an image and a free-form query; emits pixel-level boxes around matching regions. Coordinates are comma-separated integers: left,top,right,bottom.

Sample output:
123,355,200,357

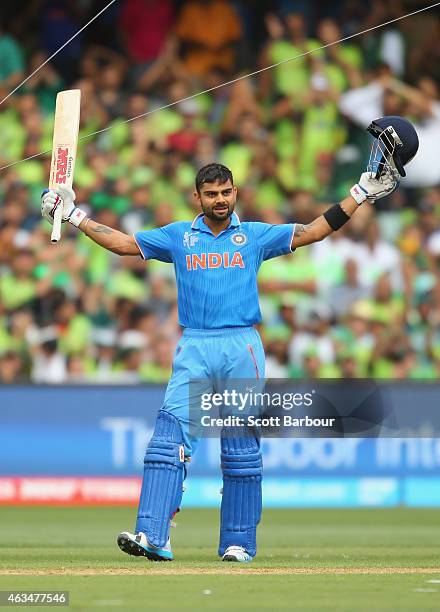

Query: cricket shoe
222,546,252,562
117,531,173,561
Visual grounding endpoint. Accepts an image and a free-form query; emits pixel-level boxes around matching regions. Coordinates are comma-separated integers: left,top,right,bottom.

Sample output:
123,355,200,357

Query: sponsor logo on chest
185,251,244,270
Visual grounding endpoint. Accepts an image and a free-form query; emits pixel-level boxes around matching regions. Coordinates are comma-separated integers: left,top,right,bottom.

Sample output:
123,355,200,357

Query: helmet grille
367,126,401,181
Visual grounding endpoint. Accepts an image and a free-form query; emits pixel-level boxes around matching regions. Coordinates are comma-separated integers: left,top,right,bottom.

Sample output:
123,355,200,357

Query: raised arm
292,195,357,248
292,171,397,249
338,81,384,128
41,187,141,256
78,218,140,255
384,76,436,118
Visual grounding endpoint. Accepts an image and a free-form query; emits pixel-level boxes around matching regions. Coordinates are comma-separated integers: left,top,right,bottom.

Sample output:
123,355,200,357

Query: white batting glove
350,171,398,204
41,186,86,227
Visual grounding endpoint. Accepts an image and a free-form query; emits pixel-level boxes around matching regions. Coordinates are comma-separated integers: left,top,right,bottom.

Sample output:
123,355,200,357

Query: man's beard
202,203,234,221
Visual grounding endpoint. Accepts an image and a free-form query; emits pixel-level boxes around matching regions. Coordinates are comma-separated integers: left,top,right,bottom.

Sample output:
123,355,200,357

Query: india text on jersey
185,251,244,270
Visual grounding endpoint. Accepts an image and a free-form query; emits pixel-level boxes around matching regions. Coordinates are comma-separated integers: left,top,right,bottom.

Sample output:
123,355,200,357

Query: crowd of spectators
0,0,440,383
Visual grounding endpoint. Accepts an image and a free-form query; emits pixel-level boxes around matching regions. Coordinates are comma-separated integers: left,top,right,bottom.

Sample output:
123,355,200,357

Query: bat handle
51,204,63,243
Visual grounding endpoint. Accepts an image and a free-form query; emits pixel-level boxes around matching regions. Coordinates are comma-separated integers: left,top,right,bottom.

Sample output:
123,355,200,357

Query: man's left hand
350,171,398,204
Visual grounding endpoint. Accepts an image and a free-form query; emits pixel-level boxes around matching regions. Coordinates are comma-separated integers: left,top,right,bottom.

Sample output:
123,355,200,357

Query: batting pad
219,429,262,558
135,410,185,548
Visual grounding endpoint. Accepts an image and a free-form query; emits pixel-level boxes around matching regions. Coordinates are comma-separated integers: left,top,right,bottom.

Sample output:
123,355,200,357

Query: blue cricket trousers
162,326,265,455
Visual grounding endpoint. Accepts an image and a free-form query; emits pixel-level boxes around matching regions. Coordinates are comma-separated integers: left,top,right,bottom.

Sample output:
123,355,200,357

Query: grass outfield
0,507,439,610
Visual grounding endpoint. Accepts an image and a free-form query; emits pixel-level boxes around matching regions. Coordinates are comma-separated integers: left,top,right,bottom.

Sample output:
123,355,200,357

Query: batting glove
41,186,86,227
350,171,398,204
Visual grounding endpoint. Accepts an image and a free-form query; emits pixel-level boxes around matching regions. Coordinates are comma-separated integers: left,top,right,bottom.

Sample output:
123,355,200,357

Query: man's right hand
41,186,76,225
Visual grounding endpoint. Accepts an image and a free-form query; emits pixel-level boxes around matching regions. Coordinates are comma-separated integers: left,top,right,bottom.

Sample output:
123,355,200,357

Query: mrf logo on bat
52,146,74,184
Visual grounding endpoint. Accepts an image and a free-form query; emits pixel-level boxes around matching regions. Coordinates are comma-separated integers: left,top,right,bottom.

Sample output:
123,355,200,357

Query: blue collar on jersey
191,212,241,234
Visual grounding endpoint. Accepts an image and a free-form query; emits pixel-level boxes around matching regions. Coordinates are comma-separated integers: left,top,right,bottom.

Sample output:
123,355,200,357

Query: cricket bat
49,89,81,243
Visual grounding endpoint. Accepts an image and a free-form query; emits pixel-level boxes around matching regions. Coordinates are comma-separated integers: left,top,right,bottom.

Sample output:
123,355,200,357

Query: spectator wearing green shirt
260,12,321,102
140,336,173,382
0,23,24,92
22,51,64,115
0,250,39,311
316,18,363,92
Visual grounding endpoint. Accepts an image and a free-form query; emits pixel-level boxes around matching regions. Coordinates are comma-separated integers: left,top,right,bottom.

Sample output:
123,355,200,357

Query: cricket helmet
367,115,419,178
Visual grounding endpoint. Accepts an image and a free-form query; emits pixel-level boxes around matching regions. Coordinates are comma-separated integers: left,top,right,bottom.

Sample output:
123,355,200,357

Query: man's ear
193,190,202,209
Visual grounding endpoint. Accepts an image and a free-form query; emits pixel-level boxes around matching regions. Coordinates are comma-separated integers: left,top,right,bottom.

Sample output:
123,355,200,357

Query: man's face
195,179,237,221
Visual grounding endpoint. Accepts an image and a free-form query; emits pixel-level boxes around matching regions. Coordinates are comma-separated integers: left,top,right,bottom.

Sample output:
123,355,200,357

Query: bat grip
51,204,63,243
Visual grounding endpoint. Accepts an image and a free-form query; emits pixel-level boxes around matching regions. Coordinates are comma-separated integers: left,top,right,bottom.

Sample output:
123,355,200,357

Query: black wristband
323,204,350,231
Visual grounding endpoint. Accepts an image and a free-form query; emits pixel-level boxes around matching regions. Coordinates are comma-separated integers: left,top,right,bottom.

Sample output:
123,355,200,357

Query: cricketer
41,116,418,562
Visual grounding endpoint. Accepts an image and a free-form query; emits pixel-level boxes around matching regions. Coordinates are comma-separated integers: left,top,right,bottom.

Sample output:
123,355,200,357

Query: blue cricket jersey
134,212,295,329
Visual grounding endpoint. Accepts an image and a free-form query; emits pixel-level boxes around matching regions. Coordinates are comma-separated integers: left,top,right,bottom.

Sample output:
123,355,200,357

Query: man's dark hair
195,163,234,194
